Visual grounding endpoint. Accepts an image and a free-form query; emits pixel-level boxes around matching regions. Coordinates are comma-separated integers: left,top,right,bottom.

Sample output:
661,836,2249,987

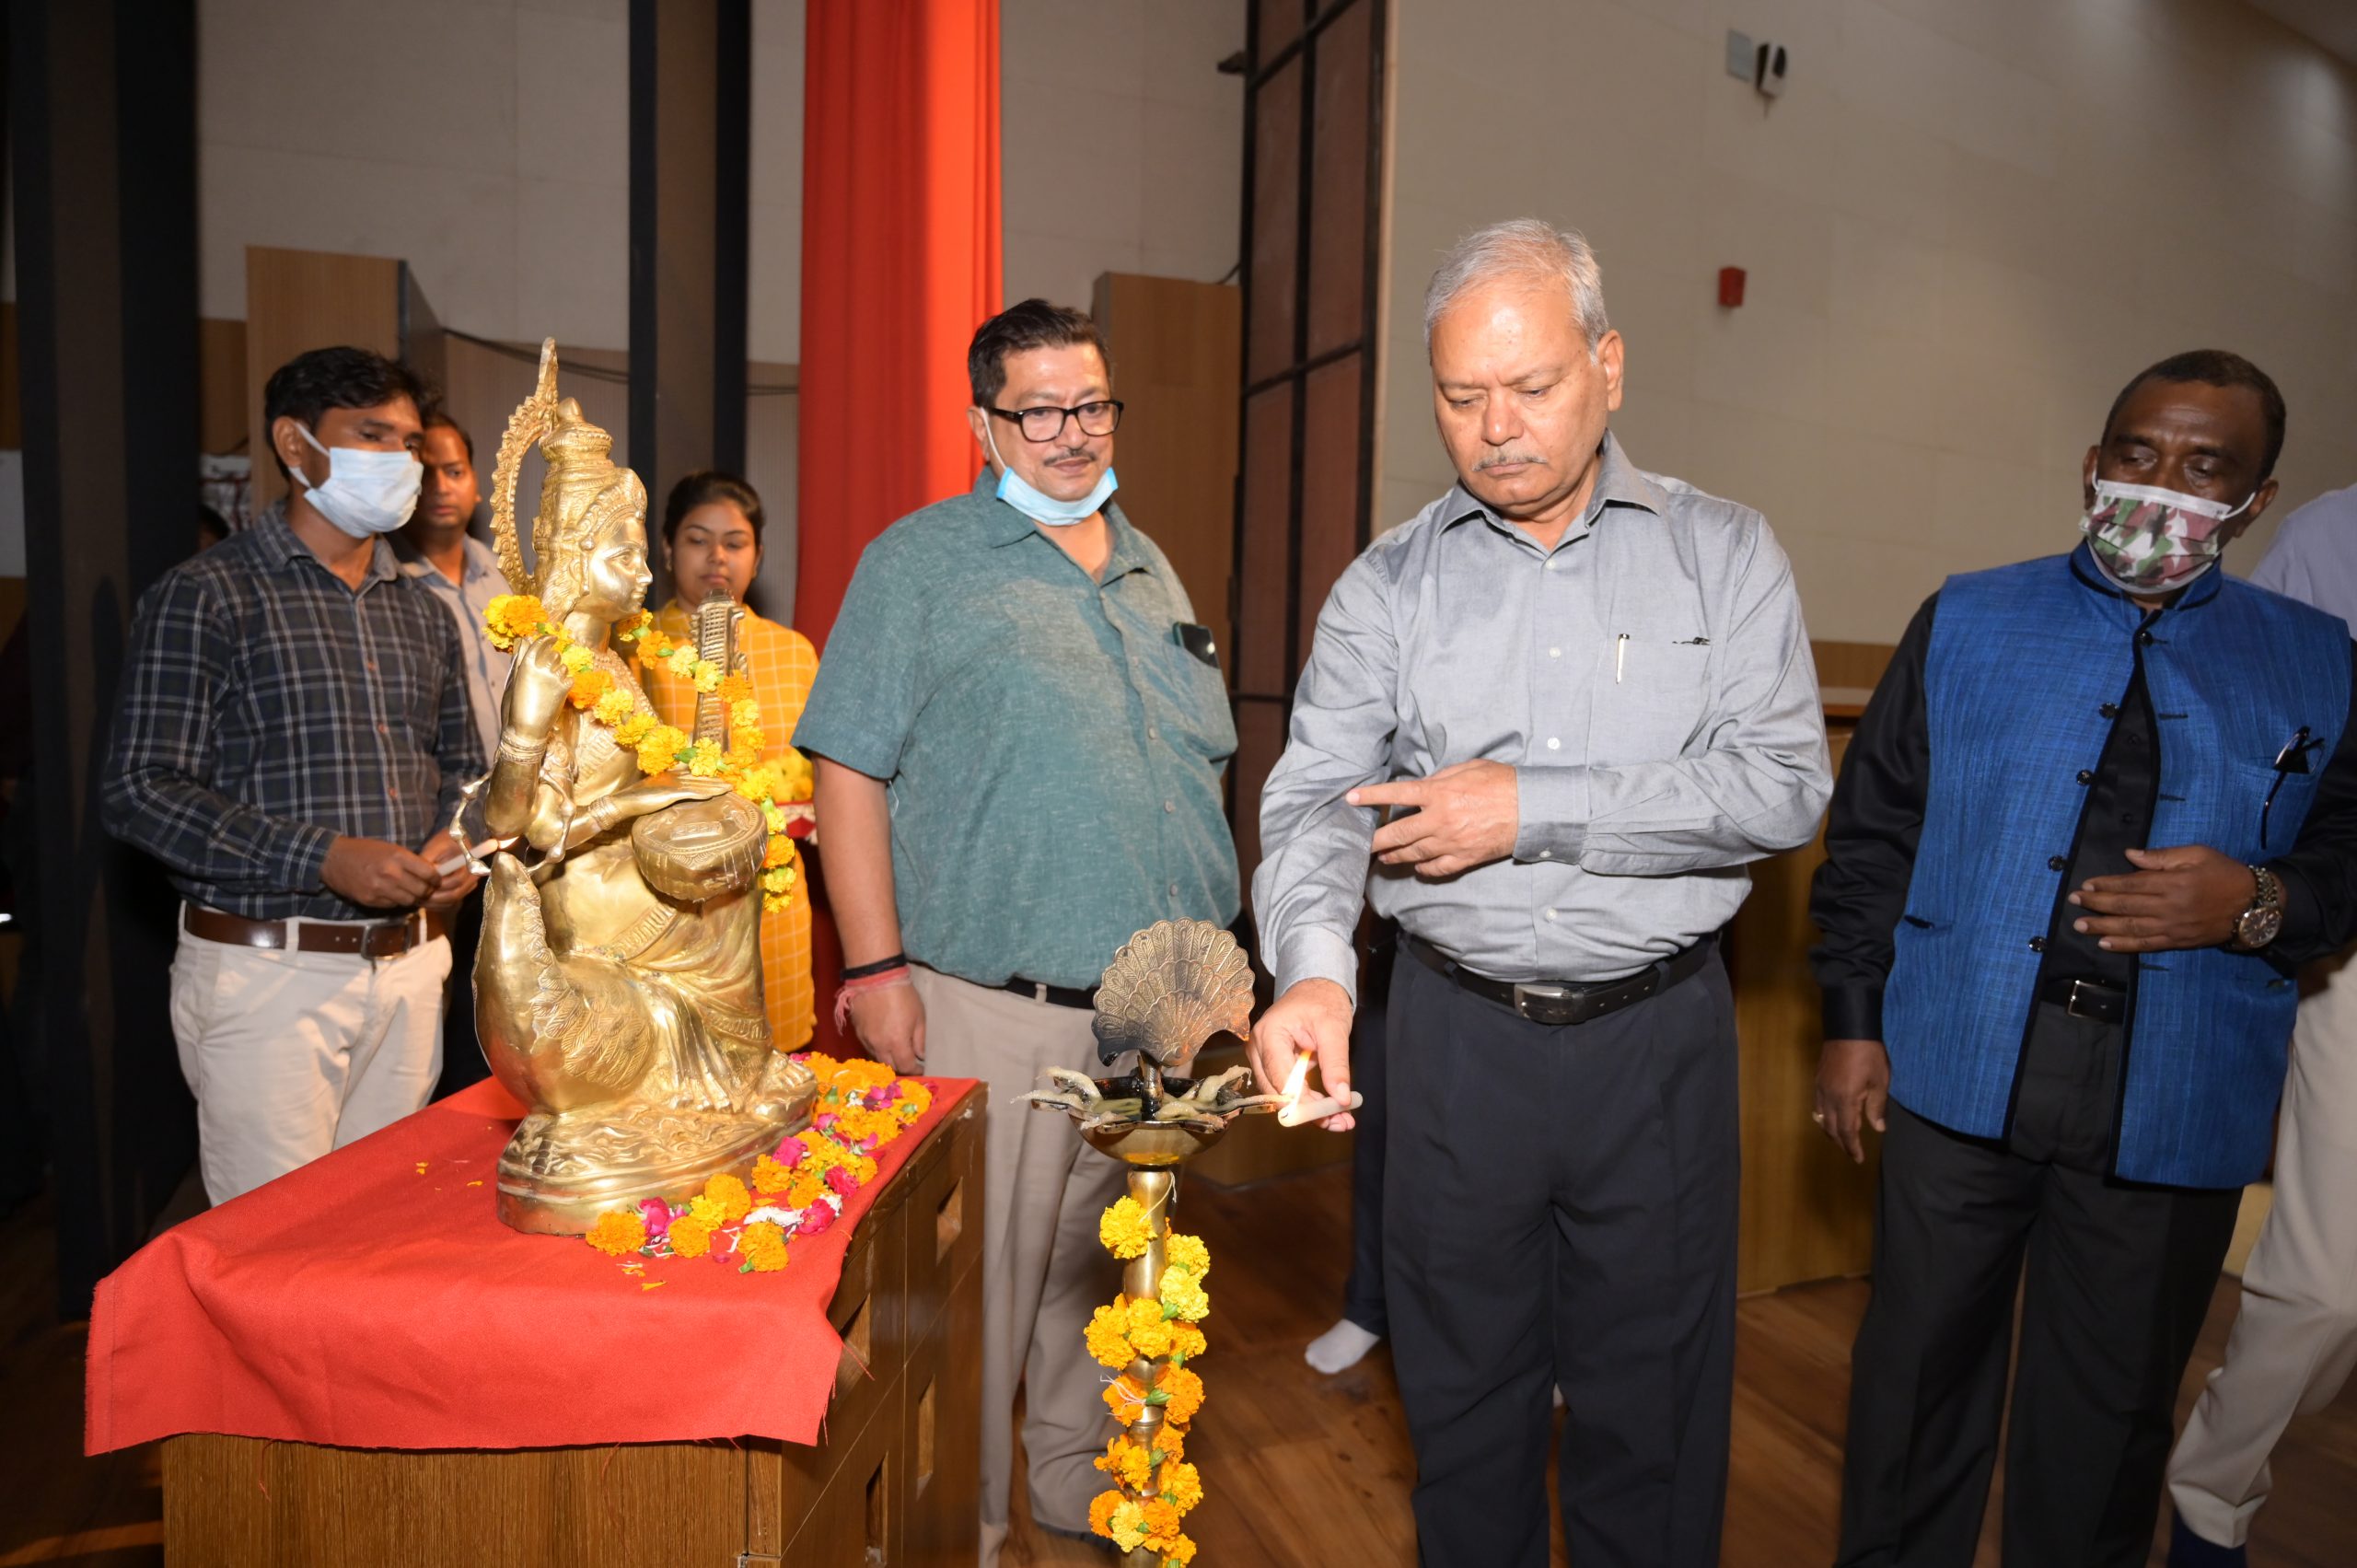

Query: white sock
1305,1317,1382,1374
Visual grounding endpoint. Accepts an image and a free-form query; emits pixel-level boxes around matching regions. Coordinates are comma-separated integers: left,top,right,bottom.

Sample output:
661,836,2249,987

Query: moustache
1476,451,1544,470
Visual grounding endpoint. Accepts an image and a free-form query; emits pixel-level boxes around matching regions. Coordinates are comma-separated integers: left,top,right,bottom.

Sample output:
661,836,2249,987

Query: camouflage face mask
2080,478,2253,594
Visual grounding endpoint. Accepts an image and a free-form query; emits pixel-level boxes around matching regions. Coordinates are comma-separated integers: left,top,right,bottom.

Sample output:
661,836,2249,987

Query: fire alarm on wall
1718,267,1747,308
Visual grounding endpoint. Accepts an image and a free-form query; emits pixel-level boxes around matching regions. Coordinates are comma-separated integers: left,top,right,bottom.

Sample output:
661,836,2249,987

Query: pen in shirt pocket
1615,633,1628,683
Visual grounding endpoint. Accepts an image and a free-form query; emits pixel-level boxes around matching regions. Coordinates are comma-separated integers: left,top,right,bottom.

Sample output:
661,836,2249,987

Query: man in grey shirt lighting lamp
1248,218,1831,1568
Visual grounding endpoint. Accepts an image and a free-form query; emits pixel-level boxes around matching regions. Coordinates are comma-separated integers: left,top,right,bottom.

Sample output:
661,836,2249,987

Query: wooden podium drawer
903,1092,984,1346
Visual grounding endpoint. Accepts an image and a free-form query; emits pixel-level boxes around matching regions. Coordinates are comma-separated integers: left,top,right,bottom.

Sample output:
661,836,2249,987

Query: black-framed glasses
988,400,1124,443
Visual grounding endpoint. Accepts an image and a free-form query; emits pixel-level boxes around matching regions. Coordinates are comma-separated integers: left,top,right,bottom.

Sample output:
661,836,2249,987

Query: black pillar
629,0,750,598
9,0,200,1311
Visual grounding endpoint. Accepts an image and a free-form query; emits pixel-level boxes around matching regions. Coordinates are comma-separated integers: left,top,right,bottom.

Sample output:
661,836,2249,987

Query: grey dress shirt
1253,432,1833,1002
394,530,512,771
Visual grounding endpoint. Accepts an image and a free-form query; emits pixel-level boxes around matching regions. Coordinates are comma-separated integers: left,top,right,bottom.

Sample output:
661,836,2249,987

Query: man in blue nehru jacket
1810,350,2357,1568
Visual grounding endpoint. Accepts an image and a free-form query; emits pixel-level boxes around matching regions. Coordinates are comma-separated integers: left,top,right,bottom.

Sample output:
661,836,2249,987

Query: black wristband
841,953,909,981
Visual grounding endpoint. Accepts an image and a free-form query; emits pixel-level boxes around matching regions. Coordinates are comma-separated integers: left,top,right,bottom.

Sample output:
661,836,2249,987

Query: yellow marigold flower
1158,1267,1209,1323
1124,1295,1172,1357
585,1210,646,1257
688,1192,726,1227
751,1154,792,1195
1094,1434,1153,1489
568,667,611,709
1165,1233,1209,1279
483,594,546,647
703,1173,753,1224
1086,1303,1134,1369
1100,1196,1155,1260
777,747,815,800
613,712,655,749
668,1214,713,1258
762,834,795,870
1142,1498,1182,1540
692,659,724,694
593,687,637,727
786,1170,830,1210
1152,1426,1186,1466
1108,1501,1149,1552
664,644,699,677
898,1081,934,1117
1168,1324,1207,1362
1160,1531,1198,1565
717,672,753,705
635,724,688,776
560,643,595,675
683,738,723,778
1087,1491,1124,1539
1155,1365,1205,1423
730,727,766,760
739,1220,789,1272
1104,1376,1148,1423
1158,1458,1202,1513
762,801,789,833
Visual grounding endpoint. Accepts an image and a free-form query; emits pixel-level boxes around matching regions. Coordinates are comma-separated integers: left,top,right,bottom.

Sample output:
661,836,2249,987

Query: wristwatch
2229,865,2284,952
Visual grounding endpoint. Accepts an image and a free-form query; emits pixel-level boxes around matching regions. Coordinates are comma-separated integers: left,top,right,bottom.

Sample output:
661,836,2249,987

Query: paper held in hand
1276,1050,1365,1127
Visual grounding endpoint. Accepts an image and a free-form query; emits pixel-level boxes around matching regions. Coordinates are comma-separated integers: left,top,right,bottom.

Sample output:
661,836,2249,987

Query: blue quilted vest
1882,546,2349,1188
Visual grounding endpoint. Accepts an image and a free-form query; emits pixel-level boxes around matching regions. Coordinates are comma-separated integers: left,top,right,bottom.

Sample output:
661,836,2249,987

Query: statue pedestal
157,1083,983,1568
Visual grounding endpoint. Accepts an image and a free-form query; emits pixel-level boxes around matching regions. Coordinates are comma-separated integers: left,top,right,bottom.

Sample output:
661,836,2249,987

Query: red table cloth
84,1074,970,1455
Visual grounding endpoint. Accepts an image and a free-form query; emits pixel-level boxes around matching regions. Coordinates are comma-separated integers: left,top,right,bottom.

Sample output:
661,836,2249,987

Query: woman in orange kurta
637,472,819,1049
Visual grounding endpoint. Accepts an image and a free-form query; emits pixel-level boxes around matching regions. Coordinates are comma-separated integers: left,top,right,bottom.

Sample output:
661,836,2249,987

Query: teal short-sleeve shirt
795,470,1240,989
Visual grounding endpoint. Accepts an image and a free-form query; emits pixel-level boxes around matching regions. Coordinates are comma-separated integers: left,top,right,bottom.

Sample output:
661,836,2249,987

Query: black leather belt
1405,933,1713,1027
2038,974,2127,1026
1000,977,1099,1010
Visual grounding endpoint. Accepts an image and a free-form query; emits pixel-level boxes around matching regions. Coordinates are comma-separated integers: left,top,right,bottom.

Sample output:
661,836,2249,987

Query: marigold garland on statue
481,594,814,912
579,1053,933,1272
1086,1197,1211,1566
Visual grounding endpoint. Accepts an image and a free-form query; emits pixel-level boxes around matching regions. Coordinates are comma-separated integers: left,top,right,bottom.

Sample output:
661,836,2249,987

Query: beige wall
1379,0,2357,645
1001,0,1248,311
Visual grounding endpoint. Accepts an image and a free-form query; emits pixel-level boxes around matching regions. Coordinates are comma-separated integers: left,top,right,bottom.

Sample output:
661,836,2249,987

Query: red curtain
795,0,1002,1051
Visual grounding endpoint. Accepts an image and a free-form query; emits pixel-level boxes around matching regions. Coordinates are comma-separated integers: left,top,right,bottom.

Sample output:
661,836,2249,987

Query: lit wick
1276,1048,1364,1128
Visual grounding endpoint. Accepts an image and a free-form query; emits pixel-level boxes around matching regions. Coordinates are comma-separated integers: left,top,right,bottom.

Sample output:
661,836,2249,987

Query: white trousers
2168,947,2357,1546
910,967,1126,1568
169,921,450,1204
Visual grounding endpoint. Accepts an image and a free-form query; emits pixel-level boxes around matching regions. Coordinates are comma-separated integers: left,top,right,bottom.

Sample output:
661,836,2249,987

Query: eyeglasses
988,400,1125,443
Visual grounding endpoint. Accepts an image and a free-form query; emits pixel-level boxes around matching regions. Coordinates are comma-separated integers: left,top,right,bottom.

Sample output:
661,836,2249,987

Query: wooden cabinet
163,1084,985,1568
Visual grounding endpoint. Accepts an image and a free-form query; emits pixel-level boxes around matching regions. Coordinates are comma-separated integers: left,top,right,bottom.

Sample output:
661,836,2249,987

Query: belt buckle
1512,981,1578,1026
2064,979,2107,1019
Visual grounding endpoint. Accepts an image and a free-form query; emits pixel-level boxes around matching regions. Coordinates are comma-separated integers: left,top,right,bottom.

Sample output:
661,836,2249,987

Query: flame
1280,1050,1314,1105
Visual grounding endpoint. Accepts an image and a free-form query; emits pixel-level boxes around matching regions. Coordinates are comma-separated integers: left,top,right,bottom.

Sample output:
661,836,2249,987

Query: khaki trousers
2168,948,2357,1547
911,967,1125,1567
169,920,450,1204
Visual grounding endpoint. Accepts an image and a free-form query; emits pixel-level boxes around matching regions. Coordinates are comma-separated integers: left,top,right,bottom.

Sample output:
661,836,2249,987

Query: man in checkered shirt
102,346,484,1203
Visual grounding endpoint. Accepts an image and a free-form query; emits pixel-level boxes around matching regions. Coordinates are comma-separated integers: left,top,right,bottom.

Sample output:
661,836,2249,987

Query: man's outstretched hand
1352,760,1519,879
2069,844,2256,952
1248,978,1356,1132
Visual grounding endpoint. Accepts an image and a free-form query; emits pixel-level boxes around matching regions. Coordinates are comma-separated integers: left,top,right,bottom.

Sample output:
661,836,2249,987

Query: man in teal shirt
797,297,1237,1562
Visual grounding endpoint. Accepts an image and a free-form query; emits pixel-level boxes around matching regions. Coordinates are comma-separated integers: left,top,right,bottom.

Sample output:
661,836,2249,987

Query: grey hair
1422,218,1609,354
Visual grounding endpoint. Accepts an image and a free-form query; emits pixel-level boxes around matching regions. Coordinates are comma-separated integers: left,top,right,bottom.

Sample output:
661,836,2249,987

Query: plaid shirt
102,503,485,921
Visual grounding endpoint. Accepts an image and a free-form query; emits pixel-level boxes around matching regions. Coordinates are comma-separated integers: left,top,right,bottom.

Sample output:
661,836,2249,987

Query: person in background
795,298,1238,1563
637,470,819,1051
2165,478,2357,1568
1251,219,1830,1568
102,346,482,1204
393,409,508,1096
1810,352,2357,1568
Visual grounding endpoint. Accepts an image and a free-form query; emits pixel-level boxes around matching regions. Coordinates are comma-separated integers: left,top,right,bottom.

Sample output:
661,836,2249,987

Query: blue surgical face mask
984,421,1116,528
290,423,423,538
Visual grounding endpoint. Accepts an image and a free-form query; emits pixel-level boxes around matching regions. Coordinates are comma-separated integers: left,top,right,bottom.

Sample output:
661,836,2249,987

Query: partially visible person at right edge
2165,474,2357,1568
1811,350,2357,1568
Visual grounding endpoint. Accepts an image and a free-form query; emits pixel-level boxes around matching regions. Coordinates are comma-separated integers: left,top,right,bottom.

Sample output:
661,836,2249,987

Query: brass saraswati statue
473,342,814,1234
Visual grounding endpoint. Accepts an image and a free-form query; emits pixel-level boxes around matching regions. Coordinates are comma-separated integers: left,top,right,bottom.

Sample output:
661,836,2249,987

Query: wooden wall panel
1732,722,1878,1295
1306,0,1372,358
1247,58,1303,387
1257,0,1308,60
1237,385,1296,698
1092,273,1243,671
198,318,250,456
1296,355,1364,643
243,247,404,506
1231,699,1290,891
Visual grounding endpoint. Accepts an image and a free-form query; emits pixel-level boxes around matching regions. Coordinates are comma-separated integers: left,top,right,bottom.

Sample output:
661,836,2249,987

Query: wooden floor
6,1164,2354,1568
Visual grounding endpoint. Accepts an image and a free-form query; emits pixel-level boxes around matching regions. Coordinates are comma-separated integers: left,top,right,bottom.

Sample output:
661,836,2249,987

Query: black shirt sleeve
2263,641,2357,970
1808,594,1938,1040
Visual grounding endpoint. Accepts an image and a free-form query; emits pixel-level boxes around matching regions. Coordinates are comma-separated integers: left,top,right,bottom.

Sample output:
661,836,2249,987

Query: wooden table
161,1083,985,1568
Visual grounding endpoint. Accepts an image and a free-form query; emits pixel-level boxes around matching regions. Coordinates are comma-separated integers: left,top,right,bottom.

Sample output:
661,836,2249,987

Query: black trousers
1837,1092,2241,1568
1384,948,1738,1568
1341,939,1393,1338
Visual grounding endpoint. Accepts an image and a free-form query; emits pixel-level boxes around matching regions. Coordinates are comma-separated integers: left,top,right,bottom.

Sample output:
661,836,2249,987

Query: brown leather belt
183,904,450,959
1406,933,1715,1027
